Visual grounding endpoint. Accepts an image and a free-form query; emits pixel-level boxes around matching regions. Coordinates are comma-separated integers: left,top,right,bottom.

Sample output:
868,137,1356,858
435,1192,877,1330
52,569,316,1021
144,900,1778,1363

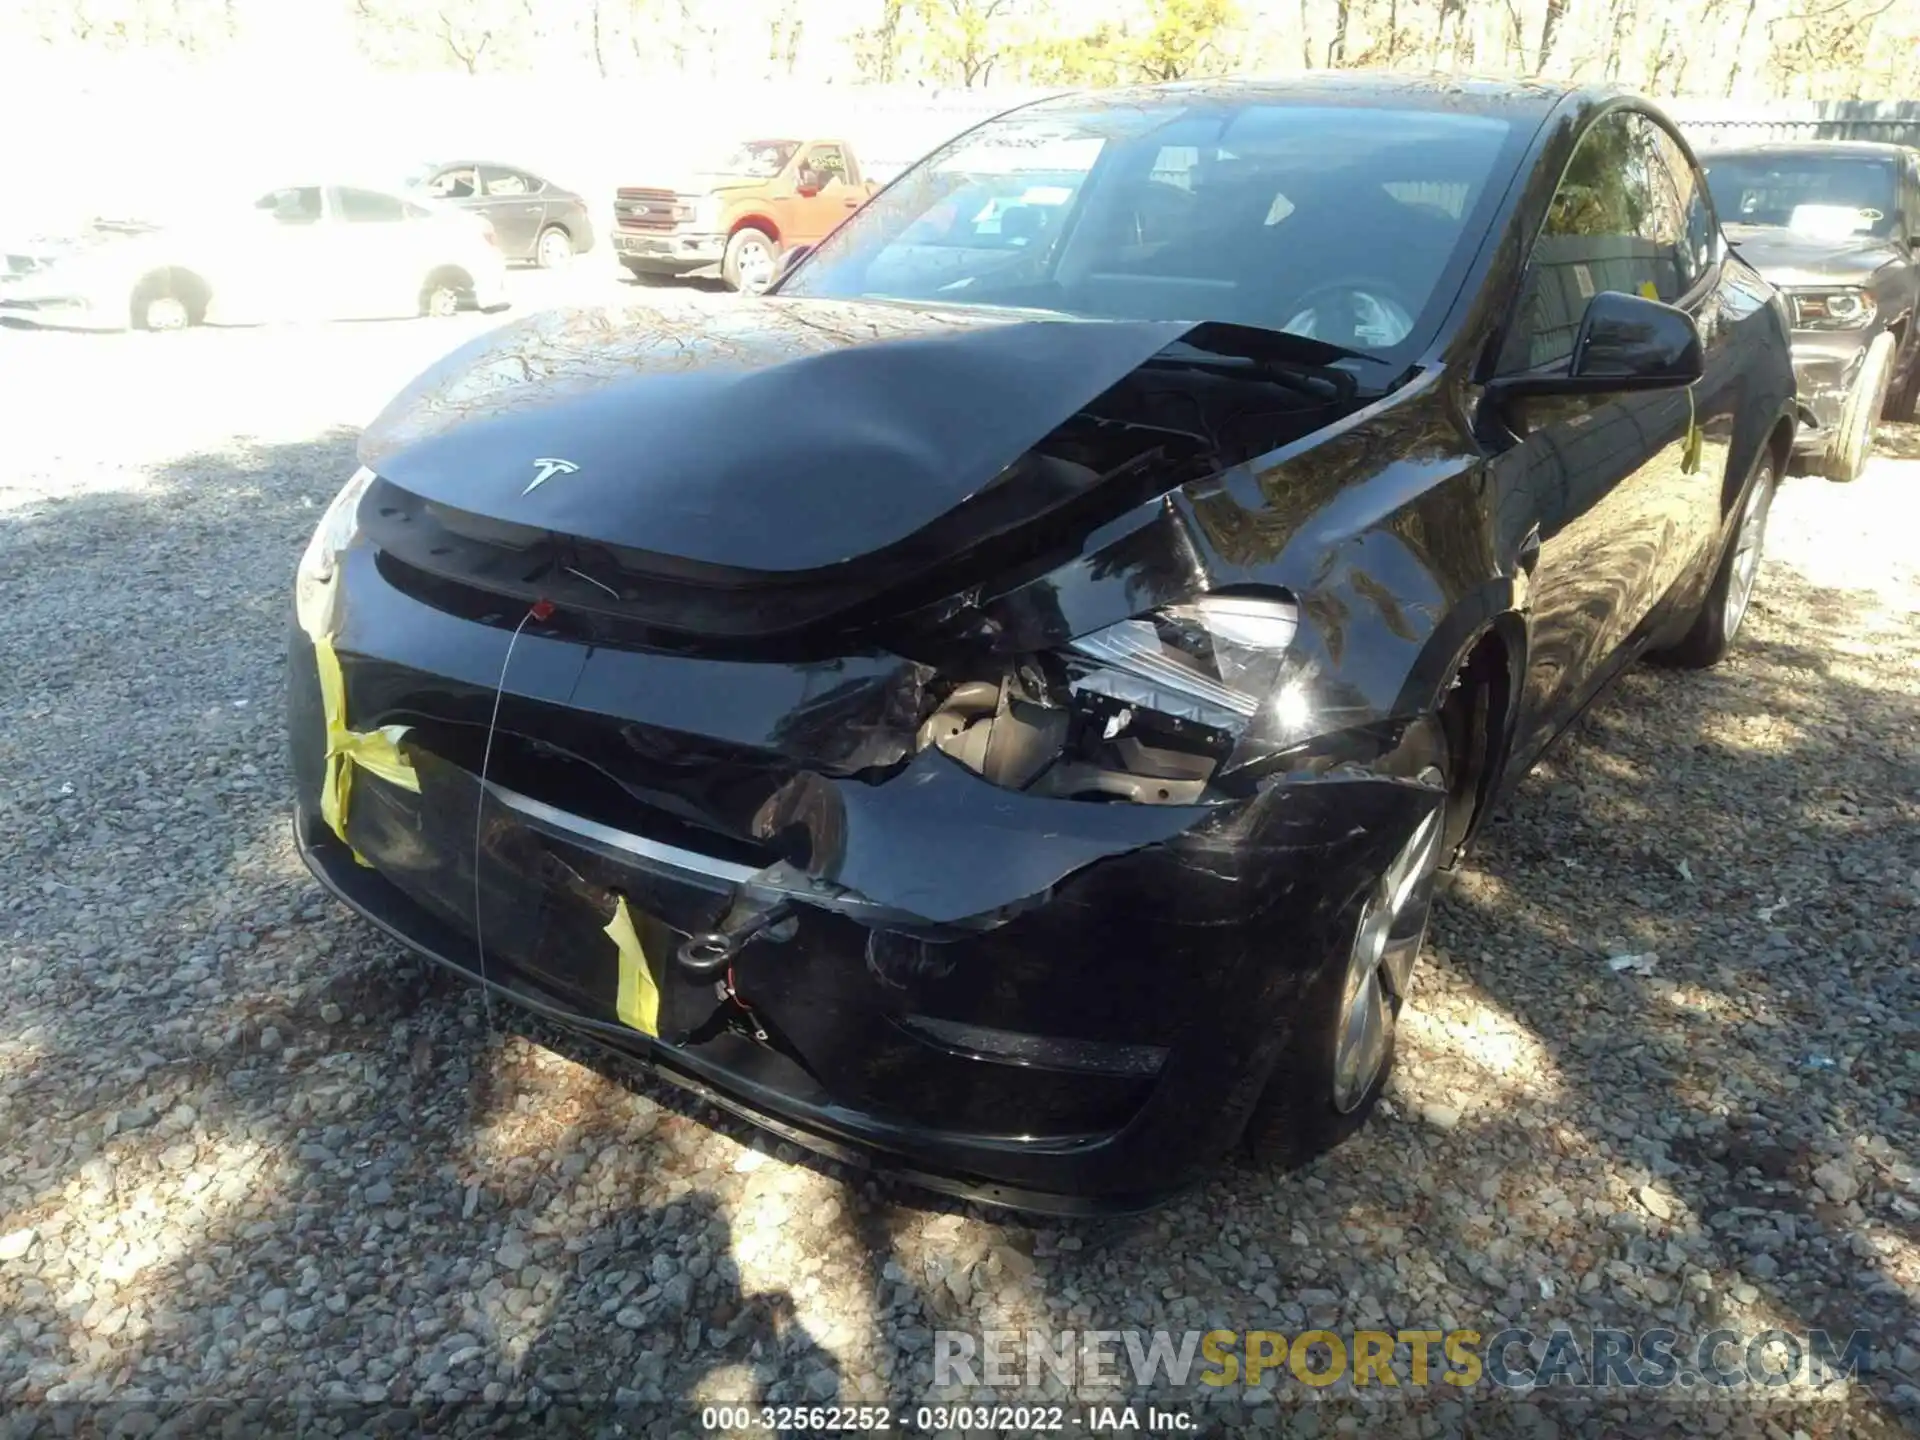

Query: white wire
472,605,540,1037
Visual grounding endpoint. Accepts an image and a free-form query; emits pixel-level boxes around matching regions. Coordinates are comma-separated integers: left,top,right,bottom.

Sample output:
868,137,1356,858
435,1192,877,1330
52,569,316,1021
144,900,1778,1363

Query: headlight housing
295,465,375,637
1786,288,1875,330
914,593,1325,806
1067,595,1299,736
693,193,724,232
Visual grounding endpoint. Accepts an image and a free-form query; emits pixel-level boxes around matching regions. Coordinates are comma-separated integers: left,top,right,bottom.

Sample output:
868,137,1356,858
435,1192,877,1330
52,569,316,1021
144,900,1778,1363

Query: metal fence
1665,100,1920,150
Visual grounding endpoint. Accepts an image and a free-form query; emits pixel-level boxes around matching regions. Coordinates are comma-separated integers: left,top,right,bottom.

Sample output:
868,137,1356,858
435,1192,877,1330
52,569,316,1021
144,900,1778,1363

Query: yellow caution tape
313,630,418,865
606,895,660,1037
1683,385,1703,475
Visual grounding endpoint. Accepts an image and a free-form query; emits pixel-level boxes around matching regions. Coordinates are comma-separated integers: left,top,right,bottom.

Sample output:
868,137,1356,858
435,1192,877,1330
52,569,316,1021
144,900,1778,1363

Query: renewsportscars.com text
933,1326,1873,1394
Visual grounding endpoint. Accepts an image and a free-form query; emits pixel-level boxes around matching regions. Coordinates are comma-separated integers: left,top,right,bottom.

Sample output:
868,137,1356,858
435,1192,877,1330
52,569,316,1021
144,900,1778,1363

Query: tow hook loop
676,900,796,976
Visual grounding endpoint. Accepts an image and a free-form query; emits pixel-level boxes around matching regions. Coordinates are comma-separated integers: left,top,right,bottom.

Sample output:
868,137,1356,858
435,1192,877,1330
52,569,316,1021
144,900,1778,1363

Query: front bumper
0,282,115,329
614,230,726,273
287,554,1433,1210
472,272,510,312
1788,333,1871,453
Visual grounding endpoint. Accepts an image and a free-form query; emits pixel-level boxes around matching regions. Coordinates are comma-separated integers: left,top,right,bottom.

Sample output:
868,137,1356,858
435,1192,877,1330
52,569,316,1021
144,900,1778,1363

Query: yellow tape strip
1683,385,1703,475
606,895,660,1037
313,631,419,866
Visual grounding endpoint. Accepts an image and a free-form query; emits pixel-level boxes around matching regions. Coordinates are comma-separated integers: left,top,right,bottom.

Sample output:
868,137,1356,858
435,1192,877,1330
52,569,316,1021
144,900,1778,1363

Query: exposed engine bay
913,661,1222,805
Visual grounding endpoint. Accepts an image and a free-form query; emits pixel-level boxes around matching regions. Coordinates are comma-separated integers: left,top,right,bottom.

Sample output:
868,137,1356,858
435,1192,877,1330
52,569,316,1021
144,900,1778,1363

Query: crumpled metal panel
359,297,1192,573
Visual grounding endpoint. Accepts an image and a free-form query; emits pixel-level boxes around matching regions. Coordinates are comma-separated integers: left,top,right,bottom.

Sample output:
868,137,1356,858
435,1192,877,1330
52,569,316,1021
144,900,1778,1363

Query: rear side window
428,168,479,200
336,188,407,223
1500,111,1691,373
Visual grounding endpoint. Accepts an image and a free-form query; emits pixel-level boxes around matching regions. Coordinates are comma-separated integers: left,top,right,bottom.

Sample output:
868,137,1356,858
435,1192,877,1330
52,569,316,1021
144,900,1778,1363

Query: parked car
288,77,1794,1212
612,138,879,293
0,183,507,331
410,161,595,269
1702,141,1920,480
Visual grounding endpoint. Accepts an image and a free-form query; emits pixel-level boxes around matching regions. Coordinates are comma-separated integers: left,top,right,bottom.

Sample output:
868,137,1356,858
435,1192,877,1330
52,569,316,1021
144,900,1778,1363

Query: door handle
525,206,541,214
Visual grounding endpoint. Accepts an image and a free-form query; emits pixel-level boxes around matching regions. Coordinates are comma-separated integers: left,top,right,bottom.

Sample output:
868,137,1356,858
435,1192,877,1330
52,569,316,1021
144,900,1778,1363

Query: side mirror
795,177,822,198
1491,291,1704,400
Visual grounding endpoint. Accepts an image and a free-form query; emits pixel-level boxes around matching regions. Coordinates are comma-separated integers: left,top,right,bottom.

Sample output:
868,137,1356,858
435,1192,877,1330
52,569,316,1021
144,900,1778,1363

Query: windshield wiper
1142,322,1397,403
1178,319,1392,371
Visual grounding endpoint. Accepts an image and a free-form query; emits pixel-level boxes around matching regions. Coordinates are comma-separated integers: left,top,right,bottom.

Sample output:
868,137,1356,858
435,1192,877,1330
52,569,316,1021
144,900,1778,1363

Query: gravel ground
1,273,1917,1438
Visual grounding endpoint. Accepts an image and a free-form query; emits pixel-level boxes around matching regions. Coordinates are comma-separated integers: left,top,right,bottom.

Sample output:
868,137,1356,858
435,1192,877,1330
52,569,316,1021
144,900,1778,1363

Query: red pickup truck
613,138,878,294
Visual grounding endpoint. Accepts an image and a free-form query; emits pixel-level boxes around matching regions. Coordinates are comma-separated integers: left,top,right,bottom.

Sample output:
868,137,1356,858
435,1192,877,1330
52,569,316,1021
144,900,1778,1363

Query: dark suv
1703,141,1920,480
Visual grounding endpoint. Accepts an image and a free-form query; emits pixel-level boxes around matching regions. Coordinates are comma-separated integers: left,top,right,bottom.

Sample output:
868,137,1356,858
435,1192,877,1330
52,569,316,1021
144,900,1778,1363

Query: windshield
781,100,1517,357
1704,154,1899,239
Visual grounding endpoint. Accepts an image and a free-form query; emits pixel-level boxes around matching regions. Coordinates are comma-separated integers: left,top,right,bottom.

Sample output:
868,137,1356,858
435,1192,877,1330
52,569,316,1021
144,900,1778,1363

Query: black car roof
1026,72,1604,123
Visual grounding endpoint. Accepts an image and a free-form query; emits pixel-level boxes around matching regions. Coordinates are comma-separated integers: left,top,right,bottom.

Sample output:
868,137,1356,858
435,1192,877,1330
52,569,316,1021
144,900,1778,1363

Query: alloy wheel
426,286,461,318
144,296,189,331
1332,792,1446,1113
537,230,571,268
1722,468,1774,640
734,238,777,295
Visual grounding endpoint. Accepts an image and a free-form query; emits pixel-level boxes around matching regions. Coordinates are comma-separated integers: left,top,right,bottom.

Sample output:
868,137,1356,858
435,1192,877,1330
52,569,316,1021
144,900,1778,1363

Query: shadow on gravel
0,431,891,1427
1404,561,1919,1425
2,429,1916,1436
1872,419,1920,462
935,556,1919,1430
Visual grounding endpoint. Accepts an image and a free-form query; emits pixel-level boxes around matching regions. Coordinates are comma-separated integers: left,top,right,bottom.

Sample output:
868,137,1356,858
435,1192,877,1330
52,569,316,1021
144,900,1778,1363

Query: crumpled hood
358,298,1192,574
1724,224,1900,287
6,221,155,268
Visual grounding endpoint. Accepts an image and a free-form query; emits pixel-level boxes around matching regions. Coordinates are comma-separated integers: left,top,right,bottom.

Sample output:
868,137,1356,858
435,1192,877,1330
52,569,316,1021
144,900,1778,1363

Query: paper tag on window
1573,264,1594,298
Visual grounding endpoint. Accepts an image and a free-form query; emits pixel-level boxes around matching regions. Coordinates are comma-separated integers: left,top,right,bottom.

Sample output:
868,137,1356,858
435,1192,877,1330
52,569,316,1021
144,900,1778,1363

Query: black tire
1652,452,1778,670
419,270,467,319
129,271,204,332
535,226,573,270
721,226,779,295
1242,718,1452,1171
1886,342,1920,423
1819,333,1895,482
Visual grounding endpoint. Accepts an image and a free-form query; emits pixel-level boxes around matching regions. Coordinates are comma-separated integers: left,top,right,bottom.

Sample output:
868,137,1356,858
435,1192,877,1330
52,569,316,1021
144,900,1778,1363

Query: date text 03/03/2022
697,1404,1198,1432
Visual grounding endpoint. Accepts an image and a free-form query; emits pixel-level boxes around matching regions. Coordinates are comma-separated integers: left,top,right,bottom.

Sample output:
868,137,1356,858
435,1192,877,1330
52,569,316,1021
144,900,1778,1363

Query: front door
236,185,334,321
788,143,859,245
1485,109,1732,765
477,165,547,259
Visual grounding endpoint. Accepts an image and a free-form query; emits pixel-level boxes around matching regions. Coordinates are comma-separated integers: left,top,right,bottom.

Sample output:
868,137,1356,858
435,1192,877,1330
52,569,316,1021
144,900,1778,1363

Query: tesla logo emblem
524,457,579,495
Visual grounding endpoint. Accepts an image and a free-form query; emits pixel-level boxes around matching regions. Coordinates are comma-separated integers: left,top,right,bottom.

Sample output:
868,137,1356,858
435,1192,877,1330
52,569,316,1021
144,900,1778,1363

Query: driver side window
800,145,847,190
255,186,324,226
1499,111,1687,374
429,168,478,200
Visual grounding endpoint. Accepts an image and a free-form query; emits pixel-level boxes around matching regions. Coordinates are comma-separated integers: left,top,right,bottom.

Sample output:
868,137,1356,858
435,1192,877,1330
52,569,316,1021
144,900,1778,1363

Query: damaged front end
287,302,1448,1209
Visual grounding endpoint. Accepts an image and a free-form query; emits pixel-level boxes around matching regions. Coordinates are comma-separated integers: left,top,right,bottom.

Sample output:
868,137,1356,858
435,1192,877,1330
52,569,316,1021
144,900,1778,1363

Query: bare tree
13,0,1920,97
1536,0,1570,73
913,0,1020,87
